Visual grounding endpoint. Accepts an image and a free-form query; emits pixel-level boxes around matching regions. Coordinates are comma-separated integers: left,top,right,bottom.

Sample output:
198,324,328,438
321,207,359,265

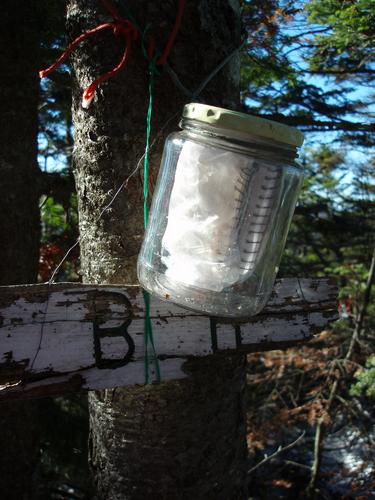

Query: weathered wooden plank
0,278,338,401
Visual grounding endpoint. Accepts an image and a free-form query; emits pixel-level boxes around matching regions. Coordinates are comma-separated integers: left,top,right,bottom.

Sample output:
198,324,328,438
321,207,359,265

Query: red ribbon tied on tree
39,0,186,108
39,12,138,108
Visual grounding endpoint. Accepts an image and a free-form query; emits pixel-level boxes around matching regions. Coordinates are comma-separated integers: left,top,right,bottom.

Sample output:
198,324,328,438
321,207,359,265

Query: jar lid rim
182,103,304,148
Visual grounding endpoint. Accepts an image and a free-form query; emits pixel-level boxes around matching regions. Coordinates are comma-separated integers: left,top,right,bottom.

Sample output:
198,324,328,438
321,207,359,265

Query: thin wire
47,112,178,284
192,41,246,97
27,284,51,379
48,240,79,284
164,64,195,99
165,41,246,100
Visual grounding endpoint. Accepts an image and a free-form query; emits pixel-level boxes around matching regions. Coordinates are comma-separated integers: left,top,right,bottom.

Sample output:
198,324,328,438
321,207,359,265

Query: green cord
143,59,161,384
115,0,161,382
116,0,162,74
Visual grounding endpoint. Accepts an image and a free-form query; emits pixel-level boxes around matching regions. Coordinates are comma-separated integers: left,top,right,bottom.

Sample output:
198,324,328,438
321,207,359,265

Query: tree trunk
0,1,41,498
0,0,40,285
68,1,247,498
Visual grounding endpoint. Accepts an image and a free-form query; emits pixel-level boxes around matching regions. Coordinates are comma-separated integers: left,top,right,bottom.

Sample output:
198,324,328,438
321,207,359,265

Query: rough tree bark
0,1,41,498
68,1,246,498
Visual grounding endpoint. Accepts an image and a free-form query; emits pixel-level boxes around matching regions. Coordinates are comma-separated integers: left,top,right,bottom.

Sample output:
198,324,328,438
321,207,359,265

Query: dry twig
248,431,306,475
306,245,375,498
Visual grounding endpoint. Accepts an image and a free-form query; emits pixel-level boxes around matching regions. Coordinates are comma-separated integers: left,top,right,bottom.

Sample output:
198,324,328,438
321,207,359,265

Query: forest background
0,0,374,498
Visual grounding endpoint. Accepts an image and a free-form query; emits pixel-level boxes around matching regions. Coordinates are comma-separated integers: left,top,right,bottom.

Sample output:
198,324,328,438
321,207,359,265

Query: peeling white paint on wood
0,278,338,400
2,358,188,399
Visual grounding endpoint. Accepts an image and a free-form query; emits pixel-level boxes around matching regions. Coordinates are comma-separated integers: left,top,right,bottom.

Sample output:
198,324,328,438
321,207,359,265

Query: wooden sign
0,278,337,401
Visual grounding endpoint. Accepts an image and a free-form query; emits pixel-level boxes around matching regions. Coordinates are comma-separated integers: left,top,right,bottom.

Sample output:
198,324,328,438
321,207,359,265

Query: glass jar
138,103,304,317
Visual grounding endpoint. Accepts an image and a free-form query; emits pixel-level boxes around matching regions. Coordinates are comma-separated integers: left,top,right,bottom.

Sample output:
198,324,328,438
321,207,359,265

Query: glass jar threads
138,103,304,317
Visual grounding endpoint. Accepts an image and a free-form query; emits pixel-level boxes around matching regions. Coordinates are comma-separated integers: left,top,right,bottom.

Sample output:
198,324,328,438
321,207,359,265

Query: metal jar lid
182,103,304,148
